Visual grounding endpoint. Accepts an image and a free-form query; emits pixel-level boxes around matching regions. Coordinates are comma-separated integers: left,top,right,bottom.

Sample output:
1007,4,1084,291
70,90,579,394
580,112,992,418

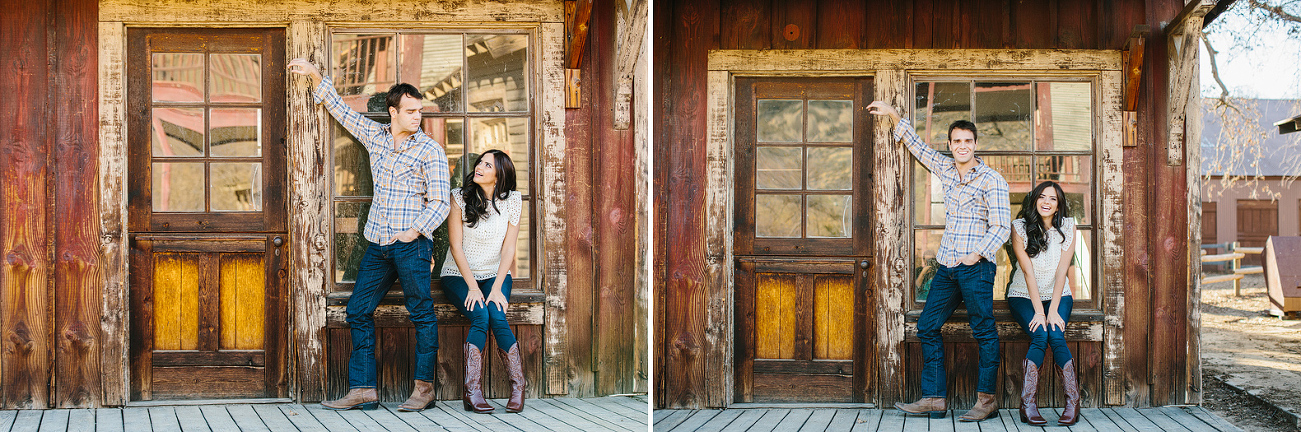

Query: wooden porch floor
0,396,648,432
655,406,1243,431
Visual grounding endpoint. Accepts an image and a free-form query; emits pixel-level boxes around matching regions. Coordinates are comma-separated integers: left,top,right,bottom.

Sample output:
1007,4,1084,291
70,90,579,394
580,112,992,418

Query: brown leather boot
959,392,999,422
1020,360,1047,425
397,379,435,412
498,343,527,413
321,387,378,411
463,343,494,413
1059,359,1081,425
894,397,946,418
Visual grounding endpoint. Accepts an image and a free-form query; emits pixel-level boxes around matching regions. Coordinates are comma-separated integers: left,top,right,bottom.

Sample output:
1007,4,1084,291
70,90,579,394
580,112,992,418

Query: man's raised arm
866,101,951,174
289,58,383,152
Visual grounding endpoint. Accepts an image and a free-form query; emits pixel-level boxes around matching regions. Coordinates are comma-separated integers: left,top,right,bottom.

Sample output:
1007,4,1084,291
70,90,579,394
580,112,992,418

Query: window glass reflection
209,54,261,103
153,53,205,103
466,34,529,112
756,195,801,238
807,195,851,238
401,34,464,113
152,163,205,212
331,34,396,112
210,163,262,212
152,108,205,157
807,100,852,142
757,99,803,142
1036,82,1093,151
209,108,261,157
334,201,371,283
756,147,802,190
973,82,1033,151
807,147,852,190
914,82,971,150
332,120,374,197
469,118,530,192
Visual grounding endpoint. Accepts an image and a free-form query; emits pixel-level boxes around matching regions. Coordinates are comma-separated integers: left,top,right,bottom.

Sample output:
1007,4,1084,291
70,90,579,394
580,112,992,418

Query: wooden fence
1201,241,1263,296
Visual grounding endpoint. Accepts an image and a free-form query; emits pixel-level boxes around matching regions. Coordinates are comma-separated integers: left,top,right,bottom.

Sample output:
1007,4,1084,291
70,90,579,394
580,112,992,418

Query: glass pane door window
329,30,534,290
910,79,1097,306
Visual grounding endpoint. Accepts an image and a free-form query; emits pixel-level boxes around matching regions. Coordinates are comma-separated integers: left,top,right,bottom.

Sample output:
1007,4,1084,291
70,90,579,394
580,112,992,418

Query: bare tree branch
1200,32,1233,104
1247,0,1301,23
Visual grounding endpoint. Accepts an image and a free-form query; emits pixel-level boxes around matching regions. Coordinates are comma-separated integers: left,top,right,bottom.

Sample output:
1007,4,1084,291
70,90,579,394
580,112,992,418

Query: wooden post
286,19,329,403
98,20,130,407
873,69,909,406
1232,241,1241,297
539,21,572,396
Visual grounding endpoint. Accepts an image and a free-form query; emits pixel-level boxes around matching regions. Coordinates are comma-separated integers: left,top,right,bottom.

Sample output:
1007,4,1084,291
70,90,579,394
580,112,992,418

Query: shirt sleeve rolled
895,118,953,175
976,176,1012,262
412,146,451,239
313,75,384,153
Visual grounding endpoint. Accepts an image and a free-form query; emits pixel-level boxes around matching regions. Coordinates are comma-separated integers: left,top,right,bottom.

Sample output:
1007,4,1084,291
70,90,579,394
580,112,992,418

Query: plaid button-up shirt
314,76,450,246
896,118,1011,267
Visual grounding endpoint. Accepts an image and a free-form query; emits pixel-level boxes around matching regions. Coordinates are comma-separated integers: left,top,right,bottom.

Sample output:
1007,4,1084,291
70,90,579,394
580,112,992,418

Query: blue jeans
1008,295,1074,368
441,275,517,351
346,237,439,389
917,260,1000,397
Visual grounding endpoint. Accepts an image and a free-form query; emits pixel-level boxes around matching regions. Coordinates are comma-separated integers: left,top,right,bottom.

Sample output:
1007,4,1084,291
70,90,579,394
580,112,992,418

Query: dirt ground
1200,272,1301,431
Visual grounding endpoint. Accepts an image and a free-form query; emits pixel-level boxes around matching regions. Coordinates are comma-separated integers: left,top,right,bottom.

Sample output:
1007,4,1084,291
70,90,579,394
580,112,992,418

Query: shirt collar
383,125,428,152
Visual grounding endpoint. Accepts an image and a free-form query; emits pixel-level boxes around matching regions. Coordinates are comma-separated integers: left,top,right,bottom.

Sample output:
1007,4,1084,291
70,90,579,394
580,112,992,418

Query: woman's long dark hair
461,149,517,228
1018,181,1069,258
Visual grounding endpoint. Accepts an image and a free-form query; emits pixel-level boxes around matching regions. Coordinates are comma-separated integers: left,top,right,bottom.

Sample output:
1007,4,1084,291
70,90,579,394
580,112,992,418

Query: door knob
273,236,284,247
859,260,870,269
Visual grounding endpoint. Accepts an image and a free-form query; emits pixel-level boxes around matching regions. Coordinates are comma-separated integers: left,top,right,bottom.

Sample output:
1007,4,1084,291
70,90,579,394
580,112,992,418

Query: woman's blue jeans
916,260,1000,397
1008,295,1074,368
345,237,440,389
441,274,517,351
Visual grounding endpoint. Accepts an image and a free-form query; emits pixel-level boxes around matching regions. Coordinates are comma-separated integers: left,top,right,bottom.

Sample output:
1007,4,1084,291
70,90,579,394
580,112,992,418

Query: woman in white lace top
440,150,526,414
1007,181,1080,426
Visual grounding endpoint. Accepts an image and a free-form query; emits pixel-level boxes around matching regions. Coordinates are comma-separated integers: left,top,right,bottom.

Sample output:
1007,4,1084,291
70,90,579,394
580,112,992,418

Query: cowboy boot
1019,359,1047,425
463,343,494,413
321,387,379,410
498,343,527,413
1059,359,1081,425
959,392,999,422
397,379,435,412
894,397,946,418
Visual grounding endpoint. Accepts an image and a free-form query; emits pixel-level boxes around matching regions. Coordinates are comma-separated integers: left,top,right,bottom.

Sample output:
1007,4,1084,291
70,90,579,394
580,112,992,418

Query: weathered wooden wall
655,0,1198,409
0,0,101,410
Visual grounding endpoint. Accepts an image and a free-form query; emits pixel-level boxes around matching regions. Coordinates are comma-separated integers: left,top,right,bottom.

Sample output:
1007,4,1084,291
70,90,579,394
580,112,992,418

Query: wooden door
1238,200,1278,266
127,28,288,400
733,78,875,403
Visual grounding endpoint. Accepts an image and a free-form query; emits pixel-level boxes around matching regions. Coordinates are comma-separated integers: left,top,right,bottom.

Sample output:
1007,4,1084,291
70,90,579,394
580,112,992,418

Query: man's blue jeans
917,259,1000,397
346,237,439,389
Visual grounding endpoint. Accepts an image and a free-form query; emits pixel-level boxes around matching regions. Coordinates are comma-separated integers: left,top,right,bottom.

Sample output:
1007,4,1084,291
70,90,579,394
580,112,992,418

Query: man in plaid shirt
869,101,1011,422
290,58,450,412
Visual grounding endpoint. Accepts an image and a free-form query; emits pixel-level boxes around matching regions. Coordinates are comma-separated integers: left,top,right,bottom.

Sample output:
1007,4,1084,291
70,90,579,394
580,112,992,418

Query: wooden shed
654,0,1224,409
0,0,647,408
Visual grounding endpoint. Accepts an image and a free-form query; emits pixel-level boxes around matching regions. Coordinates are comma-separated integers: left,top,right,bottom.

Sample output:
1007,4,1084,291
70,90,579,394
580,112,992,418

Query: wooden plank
36,409,68,432
816,0,866,49
875,409,905,432
720,0,771,49
1112,407,1165,431
537,20,571,397
1156,406,1217,432
324,303,544,327
692,408,743,430
703,69,735,407
150,366,264,398
173,406,210,432
121,407,151,431
64,409,95,432
548,397,641,431
95,408,123,432
50,0,102,409
226,404,272,432
1011,0,1053,48
708,49,1122,72
1179,406,1243,432
668,409,722,432
772,409,813,431
715,408,764,432
848,409,882,432
11,411,44,432
743,409,791,432
903,320,1102,341
98,19,131,408
584,397,649,424
1,0,52,410
796,409,836,432
196,405,241,432
199,255,221,352
275,404,331,432
1057,0,1098,49
566,0,595,68
561,5,597,398
514,401,587,431
334,409,391,432
102,0,561,23
247,404,298,432
146,406,181,432
1136,407,1192,432
592,0,639,395
300,404,361,432
771,0,815,49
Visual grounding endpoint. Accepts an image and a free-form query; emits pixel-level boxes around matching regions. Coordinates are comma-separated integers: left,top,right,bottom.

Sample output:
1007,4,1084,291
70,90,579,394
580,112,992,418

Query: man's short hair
386,83,423,110
948,120,978,141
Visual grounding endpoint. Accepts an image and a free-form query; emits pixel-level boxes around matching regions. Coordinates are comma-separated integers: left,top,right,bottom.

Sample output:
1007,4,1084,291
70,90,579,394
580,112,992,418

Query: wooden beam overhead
1166,1,1214,166
566,0,595,69
1278,114,1301,135
1165,0,1217,37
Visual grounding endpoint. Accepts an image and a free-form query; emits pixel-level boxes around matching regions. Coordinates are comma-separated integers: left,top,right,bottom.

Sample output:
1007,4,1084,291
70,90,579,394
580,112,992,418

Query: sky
1200,7,1301,100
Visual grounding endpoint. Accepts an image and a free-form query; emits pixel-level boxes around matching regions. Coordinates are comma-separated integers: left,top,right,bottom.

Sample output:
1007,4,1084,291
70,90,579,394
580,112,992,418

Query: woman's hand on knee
1047,312,1066,332
464,287,486,311
486,290,509,313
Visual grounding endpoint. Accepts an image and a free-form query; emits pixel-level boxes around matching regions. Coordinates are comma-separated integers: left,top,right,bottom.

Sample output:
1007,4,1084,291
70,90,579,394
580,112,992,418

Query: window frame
906,72,1103,313
325,27,540,295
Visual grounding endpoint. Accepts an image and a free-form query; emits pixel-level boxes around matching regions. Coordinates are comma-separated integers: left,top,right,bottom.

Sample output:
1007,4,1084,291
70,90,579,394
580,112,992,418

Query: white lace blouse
1007,217,1076,301
440,188,522,280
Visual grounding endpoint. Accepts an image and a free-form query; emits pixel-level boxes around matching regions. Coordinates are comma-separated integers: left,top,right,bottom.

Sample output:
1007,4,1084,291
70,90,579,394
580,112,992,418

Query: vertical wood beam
631,4,650,393
1185,50,1204,405
652,0,672,408
286,19,329,403
97,20,129,407
539,21,572,396
1,0,52,409
1164,0,1214,166
53,0,102,408
872,69,909,406
1100,70,1129,406
565,0,595,69
704,70,733,407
